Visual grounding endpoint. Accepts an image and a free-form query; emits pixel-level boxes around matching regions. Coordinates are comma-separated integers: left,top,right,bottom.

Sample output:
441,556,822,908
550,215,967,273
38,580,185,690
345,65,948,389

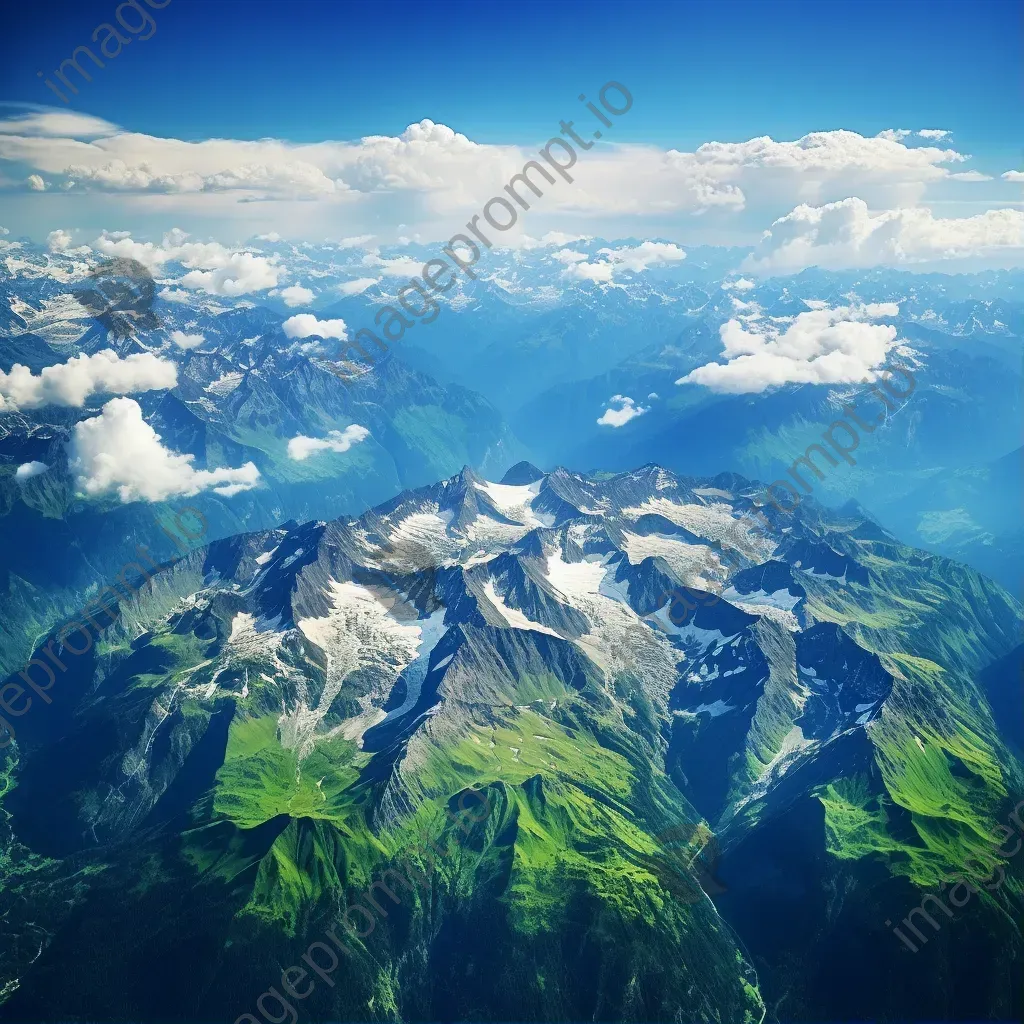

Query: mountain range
0,459,1020,1022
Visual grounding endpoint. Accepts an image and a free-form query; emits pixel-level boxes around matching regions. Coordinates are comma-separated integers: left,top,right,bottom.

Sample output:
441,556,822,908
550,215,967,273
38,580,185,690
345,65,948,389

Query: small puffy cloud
337,234,374,248
721,277,755,292
949,170,993,182
506,231,593,250
679,301,901,394
69,398,260,502
596,241,686,272
563,260,616,284
47,229,73,252
362,253,422,277
1001,170,1024,182
282,314,348,341
335,277,378,296
540,231,592,246
15,461,48,482
158,287,192,304
287,424,370,460
170,330,205,350
562,241,685,284
744,197,1024,273
918,129,950,139
0,350,176,410
94,230,283,295
26,174,46,191
552,249,589,264
597,395,650,427
256,231,281,242
279,284,314,307
877,129,912,142
178,251,282,296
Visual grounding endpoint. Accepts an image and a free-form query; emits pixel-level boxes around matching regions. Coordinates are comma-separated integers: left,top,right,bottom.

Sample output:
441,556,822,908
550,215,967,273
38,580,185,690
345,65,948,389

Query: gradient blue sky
2,0,1020,165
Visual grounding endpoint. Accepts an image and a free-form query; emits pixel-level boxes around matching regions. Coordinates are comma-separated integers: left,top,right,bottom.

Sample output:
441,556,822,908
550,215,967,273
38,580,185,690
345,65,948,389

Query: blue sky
3,0,1019,161
0,0,1020,266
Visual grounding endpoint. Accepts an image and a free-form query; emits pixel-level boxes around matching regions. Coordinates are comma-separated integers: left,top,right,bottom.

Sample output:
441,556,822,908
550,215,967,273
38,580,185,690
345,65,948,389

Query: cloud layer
69,398,260,502
679,301,902,393
0,111,997,247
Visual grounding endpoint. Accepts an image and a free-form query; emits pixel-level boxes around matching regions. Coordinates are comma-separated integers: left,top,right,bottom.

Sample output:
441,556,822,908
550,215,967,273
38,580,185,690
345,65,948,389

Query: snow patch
621,530,725,589
290,579,424,752
483,579,561,637
205,371,245,396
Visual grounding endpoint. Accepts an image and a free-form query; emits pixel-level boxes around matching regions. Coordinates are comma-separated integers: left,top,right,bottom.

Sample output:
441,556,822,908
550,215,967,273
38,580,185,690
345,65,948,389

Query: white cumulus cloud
561,240,685,284
282,314,348,341
563,260,616,284
169,330,205,350
177,251,282,296
279,284,314,307
596,241,686,271
287,424,370,460
743,197,1024,273
679,301,902,394
47,229,73,252
597,395,650,427
15,461,48,482
0,350,176,410
69,398,260,502
94,229,283,296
